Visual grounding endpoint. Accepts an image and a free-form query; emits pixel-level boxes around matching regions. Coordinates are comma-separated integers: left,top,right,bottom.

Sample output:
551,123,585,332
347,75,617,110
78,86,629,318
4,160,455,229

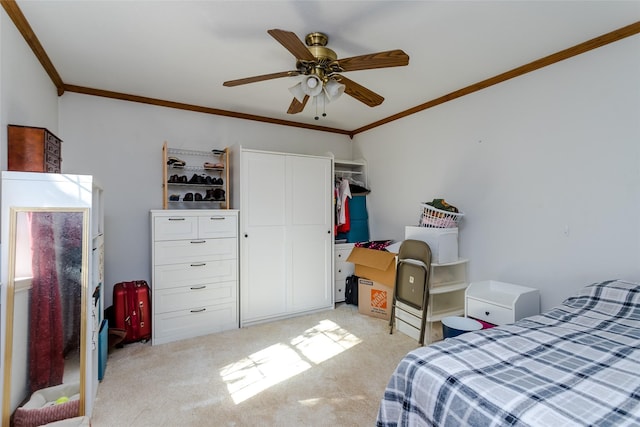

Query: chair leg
389,298,395,334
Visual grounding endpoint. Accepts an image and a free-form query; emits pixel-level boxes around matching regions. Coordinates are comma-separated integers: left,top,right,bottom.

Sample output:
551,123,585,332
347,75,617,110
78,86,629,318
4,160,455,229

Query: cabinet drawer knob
190,285,206,290
190,263,206,267
190,308,206,313
209,216,225,220
338,269,342,273
190,240,206,244
168,217,186,221
485,311,490,316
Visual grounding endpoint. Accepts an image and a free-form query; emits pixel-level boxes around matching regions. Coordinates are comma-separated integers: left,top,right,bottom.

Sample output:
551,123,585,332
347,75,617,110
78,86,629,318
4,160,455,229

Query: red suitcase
113,280,151,343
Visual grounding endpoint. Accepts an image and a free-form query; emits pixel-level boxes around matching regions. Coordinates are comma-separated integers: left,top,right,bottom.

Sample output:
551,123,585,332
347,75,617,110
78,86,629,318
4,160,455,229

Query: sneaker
167,156,186,168
183,192,194,201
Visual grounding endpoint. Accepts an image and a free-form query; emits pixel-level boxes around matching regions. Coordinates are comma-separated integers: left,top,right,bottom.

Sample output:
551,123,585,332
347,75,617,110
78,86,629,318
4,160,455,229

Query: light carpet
90,303,419,427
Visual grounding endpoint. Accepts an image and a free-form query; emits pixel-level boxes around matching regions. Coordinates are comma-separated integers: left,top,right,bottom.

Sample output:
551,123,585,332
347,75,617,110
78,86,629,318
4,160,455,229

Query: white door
240,152,287,323
288,155,333,312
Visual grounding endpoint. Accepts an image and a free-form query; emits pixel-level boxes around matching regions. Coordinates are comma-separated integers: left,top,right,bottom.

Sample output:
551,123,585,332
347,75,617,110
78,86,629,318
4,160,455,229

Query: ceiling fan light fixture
324,79,345,101
288,82,307,103
301,75,323,97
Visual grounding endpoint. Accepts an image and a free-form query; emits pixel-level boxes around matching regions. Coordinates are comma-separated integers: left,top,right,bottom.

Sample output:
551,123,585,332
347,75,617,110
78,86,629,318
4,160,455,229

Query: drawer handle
168,217,186,221
338,269,342,273
190,240,206,244
209,216,225,220
190,263,206,267
485,311,490,316
190,308,206,313
190,285,207,290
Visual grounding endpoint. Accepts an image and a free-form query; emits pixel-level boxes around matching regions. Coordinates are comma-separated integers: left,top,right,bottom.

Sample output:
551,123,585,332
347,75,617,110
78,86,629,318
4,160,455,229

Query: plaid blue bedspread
377,280,640,426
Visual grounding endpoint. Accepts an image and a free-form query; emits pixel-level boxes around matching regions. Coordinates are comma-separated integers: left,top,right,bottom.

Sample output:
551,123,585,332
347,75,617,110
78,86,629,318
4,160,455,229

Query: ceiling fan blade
338,49,409,72
223,71,297,87
287,95,309,114
339,75,384,107
268,29,316,61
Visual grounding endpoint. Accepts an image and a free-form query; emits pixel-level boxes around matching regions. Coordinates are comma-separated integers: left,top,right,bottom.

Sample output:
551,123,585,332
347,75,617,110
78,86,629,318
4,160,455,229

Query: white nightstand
465,280,540,326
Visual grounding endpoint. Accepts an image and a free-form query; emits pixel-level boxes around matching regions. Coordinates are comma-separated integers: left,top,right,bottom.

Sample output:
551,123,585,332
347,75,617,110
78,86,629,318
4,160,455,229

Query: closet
231,148,333,326
333,158,369,302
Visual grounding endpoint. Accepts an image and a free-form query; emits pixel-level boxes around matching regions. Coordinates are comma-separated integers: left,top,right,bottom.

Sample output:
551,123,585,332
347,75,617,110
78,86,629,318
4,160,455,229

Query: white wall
355,35,640,310
58,94,352,306
0,10,60,170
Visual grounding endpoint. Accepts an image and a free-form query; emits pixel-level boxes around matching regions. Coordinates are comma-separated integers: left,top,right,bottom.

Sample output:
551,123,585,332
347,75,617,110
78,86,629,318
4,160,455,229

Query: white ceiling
15,1,640,132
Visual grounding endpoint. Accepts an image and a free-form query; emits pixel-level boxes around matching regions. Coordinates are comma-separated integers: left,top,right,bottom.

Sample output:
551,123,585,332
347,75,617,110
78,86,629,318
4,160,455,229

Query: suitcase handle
139,301,145,327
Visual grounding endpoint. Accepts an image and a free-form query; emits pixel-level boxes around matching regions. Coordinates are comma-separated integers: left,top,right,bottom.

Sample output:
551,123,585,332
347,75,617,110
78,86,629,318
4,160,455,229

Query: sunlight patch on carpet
220,320,362,404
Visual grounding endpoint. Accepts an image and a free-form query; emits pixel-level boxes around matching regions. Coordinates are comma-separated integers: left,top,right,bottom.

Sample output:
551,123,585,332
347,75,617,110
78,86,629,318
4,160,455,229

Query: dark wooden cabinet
8,125,62,173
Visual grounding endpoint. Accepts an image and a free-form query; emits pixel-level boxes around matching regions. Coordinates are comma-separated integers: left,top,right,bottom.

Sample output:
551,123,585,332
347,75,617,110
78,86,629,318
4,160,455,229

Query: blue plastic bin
442,316,482,338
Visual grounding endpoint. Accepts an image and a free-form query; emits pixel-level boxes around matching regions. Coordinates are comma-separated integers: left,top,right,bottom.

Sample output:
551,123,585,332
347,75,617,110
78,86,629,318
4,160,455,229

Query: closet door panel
240,151,287,323
244,152,286,227
242,226,287,321
288,155,332,312
290,155,331,226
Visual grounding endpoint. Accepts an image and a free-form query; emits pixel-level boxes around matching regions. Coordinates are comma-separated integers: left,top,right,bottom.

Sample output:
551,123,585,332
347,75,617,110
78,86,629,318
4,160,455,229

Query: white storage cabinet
394,259,469,344
151,209,239,345
465,280,540,325
231,148,333,326
334,243,355,302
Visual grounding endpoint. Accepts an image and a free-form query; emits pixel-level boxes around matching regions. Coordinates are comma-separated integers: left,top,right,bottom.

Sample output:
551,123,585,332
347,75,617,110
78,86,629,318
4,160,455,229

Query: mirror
2,207,89,426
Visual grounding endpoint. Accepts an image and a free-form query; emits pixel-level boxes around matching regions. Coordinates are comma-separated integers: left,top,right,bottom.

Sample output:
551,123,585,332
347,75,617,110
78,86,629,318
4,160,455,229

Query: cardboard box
357,278,393,320
346,247,397,286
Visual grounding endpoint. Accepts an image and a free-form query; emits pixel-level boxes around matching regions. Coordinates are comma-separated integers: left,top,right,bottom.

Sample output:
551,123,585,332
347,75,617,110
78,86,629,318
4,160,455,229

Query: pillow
13,383,80,427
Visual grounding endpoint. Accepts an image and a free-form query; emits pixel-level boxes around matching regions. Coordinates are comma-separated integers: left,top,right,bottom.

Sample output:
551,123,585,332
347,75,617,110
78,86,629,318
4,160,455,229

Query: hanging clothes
337,178,352,226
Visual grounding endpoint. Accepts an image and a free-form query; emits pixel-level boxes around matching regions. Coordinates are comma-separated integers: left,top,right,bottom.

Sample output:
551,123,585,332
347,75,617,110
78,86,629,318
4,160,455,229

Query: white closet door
288,155,332,312
241,152,287,322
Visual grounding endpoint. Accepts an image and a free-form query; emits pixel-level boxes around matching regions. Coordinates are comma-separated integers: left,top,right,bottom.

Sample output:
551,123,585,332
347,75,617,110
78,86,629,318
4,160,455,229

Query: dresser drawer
154,280,237,313
153,302,238,345
466,298,514,325
154,215,198,240
335,248,354,278
198,214,237,238
154,259,237,290
154,238,236,265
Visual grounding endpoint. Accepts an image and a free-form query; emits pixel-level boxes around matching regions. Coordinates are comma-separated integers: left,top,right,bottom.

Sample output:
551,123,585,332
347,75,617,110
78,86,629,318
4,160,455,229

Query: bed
377,279,640,426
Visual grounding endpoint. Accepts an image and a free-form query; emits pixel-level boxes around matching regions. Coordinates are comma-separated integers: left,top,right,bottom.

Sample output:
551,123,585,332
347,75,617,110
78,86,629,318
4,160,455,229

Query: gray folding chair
389,239,432,345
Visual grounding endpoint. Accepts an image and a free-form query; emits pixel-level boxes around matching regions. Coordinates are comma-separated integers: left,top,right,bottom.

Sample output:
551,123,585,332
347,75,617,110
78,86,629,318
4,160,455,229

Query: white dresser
465,280,540,325
334,243,355,302
150,209,239,345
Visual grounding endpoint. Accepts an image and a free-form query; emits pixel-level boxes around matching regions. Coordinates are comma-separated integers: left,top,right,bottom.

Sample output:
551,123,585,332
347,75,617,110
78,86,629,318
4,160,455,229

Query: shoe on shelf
188,174,205,184
179,175,188,183
195,192,203,201
204,162,224,169
183,192,194,201
167,156,186,168
168,174,178,183
204,189,215,201
213,188,225,201
169,194,180,201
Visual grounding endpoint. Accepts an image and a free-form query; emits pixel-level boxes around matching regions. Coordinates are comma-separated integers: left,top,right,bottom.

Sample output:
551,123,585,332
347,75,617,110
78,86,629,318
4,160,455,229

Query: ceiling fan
223,29,409,118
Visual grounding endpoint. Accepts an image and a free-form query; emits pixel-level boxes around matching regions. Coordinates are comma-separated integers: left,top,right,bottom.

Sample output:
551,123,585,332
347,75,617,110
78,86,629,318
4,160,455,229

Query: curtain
28,212,64,394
